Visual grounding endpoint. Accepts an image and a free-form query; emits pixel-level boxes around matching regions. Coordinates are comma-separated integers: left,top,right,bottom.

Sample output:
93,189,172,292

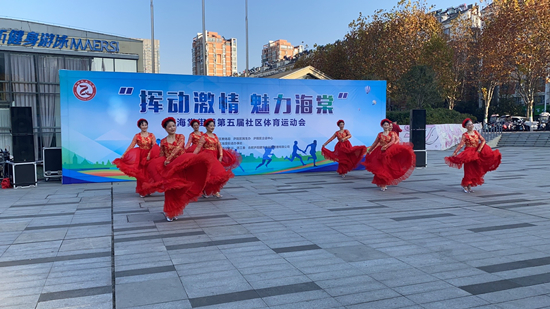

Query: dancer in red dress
113,119,159,197
392,120,402,137
362,119,416,191
141,117,212,221
321,120,367,178
445,118,501,193
185,119,203,153
193,118,239,198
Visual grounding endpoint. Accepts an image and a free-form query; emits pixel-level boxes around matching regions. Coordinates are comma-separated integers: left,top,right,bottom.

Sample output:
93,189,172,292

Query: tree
293,40,351,80
419,35,456,109
489,97,524,116
398,65,442,108
475,3,510,124
491,0,550,121
440,8,481,110
346,0,444,104
294,0,450,110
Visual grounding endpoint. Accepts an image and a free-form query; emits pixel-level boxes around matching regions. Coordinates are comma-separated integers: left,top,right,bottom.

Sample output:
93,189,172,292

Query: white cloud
107,97,129,125
95,129,131,141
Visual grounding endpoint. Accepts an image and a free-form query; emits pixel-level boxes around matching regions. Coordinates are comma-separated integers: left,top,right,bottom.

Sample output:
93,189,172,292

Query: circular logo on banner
73,79,96,101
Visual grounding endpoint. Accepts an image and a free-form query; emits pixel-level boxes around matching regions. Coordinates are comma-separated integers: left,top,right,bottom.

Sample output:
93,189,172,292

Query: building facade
192,31,237,77
0,18,144,161
435,4,482,37
137,38,160,73
261,40,303,66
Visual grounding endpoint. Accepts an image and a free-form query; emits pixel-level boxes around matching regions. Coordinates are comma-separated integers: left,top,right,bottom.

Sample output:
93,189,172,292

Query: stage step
497,132,550,147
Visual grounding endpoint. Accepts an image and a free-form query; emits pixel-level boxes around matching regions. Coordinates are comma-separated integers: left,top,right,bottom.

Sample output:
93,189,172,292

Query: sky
1,0,471,75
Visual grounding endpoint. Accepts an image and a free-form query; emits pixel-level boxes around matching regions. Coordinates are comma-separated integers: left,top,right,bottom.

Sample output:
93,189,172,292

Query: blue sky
2,0,470,74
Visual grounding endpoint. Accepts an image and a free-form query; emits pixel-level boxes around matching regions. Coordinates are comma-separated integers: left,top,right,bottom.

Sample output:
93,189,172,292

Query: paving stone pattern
1,147,550,308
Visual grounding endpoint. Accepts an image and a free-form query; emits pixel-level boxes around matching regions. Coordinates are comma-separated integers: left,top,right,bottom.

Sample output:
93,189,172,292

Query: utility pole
245,0,249,77
202,0,208,75
150,0,156,73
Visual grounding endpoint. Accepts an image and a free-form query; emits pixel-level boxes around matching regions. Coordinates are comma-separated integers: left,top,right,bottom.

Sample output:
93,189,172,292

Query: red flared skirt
362,143,416,186
201,149,234,195
139,152,212,218
186,146,241,170
113,145,160,196
221,149,242,171
444,145,501,187
321,141,367,175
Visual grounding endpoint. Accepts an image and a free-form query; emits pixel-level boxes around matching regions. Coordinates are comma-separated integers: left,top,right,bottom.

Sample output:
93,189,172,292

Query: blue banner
60,70,386,184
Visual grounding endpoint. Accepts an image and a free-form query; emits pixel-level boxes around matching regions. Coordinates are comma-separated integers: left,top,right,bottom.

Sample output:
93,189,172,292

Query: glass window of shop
0,52,9,153
0,52,91,161
0,53,137,161
114,59,137,72
91,57,114,72
0,53,8,105
92,58,137,73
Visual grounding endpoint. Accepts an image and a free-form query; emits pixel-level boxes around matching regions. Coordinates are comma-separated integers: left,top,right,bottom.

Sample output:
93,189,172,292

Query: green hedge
387,108,477,125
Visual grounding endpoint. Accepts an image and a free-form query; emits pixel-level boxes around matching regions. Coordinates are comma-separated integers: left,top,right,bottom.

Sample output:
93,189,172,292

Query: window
0,108,10,152
91,58,114,72
115,59,137,72
0,53,6,81
1,53,92,159
0,53,8,105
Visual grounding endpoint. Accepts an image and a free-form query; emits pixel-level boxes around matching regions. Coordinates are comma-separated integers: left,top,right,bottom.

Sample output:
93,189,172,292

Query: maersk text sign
0,29,120,53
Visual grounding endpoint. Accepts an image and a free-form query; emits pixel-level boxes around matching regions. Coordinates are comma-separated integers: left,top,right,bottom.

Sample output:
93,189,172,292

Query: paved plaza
1,147,550,309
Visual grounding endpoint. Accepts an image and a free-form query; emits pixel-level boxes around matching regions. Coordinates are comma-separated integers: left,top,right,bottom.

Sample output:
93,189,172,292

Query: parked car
537,112,550,131
510,116,536,131
512,116,526,131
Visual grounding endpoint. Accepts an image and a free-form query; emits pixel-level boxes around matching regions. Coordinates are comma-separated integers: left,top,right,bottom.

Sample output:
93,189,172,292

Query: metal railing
481,124,503,142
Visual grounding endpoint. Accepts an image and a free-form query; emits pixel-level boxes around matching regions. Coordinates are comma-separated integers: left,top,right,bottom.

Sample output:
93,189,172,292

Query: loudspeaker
410,109,426,151
410,109,426,130
410,130,426,150
414,150,427,167
10,107,33,135
12,135,35,163
6,161,37,188
43,147,62,179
